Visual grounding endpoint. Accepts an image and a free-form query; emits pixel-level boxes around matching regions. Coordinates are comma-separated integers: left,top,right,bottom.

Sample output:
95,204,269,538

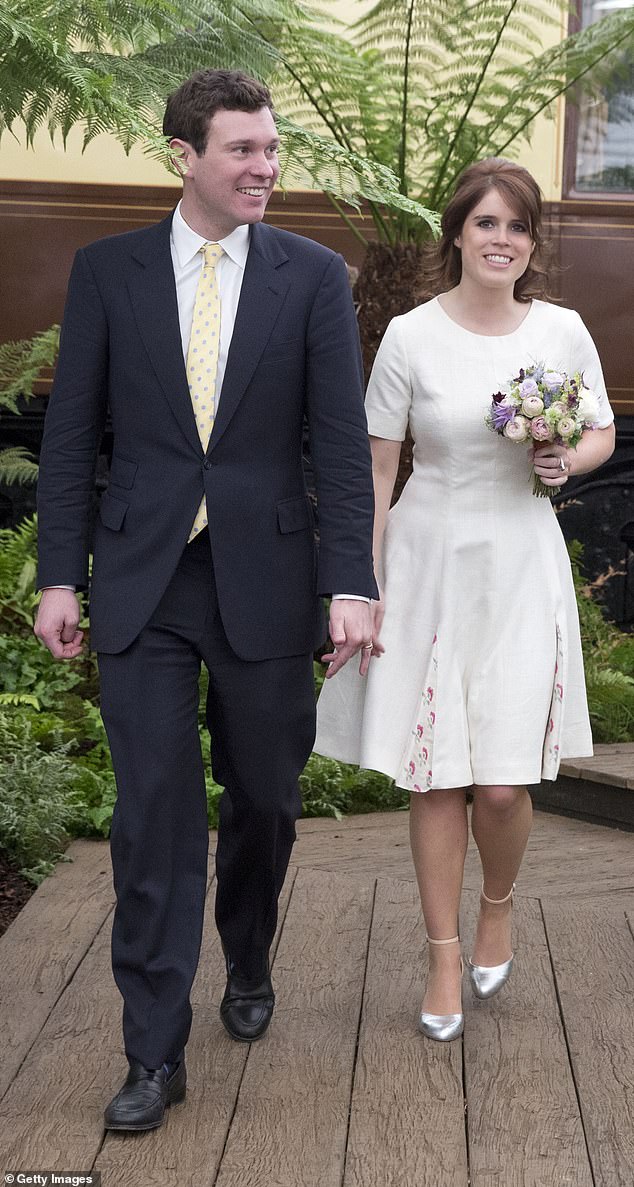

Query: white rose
577,386,600,426
557,416,577,439
503,415,529,442
521,395,544,418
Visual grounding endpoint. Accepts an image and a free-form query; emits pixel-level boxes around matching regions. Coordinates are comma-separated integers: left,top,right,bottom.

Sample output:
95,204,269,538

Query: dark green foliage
0,328,61,485
0,707,116,882
568,540,634,743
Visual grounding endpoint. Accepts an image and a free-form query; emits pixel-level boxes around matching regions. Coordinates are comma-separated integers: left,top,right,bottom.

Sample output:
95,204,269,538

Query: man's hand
322,599,377,678
34,588,84,659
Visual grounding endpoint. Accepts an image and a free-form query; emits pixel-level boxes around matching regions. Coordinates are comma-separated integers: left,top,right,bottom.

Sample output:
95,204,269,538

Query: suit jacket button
203,459,212,470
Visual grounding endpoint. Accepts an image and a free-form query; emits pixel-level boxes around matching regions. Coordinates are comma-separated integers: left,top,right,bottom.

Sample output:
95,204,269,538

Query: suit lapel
127,214,202,456
208,222,290,452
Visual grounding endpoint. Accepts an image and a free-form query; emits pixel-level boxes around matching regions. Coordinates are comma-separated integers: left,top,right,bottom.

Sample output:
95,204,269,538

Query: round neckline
433,294,537,339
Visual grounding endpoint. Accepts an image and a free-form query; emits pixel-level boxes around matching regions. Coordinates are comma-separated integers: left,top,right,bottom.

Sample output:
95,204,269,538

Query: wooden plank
542,893,634,1186
95,871,297,1187
573,762,633,789
561,743,634,789
461,890,593,1187
0,904,120,1168
213,867,375,1187
530,776,634,830
296,811,409,836
292,815,416,881
0,838,114,1100
345,877,468,1187
0,862,216,1170
292,810,634,900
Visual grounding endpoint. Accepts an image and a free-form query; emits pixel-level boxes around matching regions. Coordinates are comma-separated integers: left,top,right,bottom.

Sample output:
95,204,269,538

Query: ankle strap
481,881,515,905
426,935,460,946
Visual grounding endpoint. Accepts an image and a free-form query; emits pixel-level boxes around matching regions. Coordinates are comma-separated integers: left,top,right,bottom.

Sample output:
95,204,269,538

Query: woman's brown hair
422,158,553,303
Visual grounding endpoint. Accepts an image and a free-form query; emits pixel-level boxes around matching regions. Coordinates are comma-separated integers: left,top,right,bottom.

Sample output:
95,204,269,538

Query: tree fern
1,0,438,221
273,0,634,243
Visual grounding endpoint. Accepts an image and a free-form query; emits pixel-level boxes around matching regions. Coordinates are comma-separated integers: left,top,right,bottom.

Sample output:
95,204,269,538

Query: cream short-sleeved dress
314,298,614,791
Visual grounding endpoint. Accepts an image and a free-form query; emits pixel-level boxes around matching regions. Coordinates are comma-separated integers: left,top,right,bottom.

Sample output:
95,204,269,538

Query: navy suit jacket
37,214,378,656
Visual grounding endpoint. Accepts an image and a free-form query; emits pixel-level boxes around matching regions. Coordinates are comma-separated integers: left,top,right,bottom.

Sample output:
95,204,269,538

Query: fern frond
0,447,39,486
271,0,633,239
0,327,60,409
0,692,41,708
0,514,38,598
0,0,441,221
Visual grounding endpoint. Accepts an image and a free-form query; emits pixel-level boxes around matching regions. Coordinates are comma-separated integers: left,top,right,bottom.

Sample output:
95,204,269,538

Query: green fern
0,691,40,708
0,513,39,624
0,326,60,411
272,0,634,243
0,447,39,486
0,0,438,223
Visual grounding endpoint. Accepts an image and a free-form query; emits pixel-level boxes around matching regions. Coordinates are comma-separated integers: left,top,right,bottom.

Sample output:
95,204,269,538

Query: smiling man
35,70,377,1131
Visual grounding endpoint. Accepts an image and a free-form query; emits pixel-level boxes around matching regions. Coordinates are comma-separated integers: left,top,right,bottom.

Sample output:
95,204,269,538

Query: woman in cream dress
315,159,615,1040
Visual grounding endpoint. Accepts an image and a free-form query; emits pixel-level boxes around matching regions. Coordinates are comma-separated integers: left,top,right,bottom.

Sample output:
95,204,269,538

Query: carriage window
572,0,634,193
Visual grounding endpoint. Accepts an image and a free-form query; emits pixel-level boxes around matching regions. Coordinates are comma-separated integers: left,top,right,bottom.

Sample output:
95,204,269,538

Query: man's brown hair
163,69,275,155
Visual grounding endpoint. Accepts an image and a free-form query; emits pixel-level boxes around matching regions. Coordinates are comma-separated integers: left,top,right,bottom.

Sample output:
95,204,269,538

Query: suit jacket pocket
277,495,313,534
99,490,129,531
108,453,138,490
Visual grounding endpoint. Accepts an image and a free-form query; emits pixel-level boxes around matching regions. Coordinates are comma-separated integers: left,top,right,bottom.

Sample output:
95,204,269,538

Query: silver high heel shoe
467,882,515,1000
418,936,464,1041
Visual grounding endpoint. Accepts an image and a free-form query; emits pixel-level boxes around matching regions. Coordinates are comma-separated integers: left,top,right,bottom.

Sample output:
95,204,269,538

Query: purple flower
543,371,564,391
491,402,518,430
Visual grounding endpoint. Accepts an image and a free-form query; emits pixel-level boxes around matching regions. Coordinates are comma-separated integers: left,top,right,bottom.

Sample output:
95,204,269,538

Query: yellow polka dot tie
187,241,223,542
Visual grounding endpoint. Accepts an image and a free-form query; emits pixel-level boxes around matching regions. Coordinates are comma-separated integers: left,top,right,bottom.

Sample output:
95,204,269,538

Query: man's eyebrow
224,137,281,148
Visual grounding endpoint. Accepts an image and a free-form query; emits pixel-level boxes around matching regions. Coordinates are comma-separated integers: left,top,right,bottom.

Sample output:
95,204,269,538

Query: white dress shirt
170,200,249,405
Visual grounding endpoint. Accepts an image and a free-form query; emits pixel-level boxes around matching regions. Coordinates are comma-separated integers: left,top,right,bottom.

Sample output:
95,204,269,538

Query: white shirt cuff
332,594,371,603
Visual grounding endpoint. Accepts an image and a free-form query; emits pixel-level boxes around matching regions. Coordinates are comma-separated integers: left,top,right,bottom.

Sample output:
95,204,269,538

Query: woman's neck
439,278,530,336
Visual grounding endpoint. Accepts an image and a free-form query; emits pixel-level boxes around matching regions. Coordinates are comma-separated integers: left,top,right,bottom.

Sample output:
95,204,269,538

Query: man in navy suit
35,70,377,1131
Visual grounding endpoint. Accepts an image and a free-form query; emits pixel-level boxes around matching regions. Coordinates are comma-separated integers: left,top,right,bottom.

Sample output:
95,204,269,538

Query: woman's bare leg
409,787,469,1014
470,784,533,966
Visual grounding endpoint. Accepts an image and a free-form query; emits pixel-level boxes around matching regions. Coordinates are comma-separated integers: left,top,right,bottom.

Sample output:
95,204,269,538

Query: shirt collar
171,200,250,269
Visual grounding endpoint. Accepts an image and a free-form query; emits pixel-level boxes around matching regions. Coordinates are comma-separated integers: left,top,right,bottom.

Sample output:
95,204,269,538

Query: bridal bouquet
485,363,600,496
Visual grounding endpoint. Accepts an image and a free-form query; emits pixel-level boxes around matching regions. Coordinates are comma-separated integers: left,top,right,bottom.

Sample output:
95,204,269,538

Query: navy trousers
98,531,316,1068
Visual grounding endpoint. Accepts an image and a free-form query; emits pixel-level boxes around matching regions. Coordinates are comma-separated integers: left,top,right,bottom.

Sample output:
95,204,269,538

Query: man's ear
169,138,193,177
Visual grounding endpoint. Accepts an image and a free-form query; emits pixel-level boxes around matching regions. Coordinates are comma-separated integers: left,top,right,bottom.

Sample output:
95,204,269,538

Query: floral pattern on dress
542,621,565,780
401,632,438,793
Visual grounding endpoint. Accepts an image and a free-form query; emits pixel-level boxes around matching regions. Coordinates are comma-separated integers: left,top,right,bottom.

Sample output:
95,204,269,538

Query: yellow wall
0,3,566,201
0,123,178,188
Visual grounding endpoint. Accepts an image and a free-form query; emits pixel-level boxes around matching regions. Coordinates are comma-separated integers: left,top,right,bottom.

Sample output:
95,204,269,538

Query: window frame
563,0,634,200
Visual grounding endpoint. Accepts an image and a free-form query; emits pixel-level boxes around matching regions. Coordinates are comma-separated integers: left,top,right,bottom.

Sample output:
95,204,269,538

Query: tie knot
202,242,223,268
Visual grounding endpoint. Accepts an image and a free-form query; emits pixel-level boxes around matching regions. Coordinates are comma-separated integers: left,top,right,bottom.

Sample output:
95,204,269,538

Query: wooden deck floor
0,809,633,1186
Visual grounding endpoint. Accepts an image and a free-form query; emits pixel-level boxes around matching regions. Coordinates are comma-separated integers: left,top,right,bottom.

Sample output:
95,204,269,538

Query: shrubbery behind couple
35,67,614,1129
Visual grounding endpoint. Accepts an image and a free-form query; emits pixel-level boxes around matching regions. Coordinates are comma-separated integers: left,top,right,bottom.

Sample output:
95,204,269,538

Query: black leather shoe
103,1057,186,1131
220,958,275,1042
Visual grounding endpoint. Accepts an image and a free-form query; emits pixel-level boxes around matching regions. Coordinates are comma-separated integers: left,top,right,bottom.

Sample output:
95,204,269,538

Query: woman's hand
529,442,571,487
370,591,386,659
